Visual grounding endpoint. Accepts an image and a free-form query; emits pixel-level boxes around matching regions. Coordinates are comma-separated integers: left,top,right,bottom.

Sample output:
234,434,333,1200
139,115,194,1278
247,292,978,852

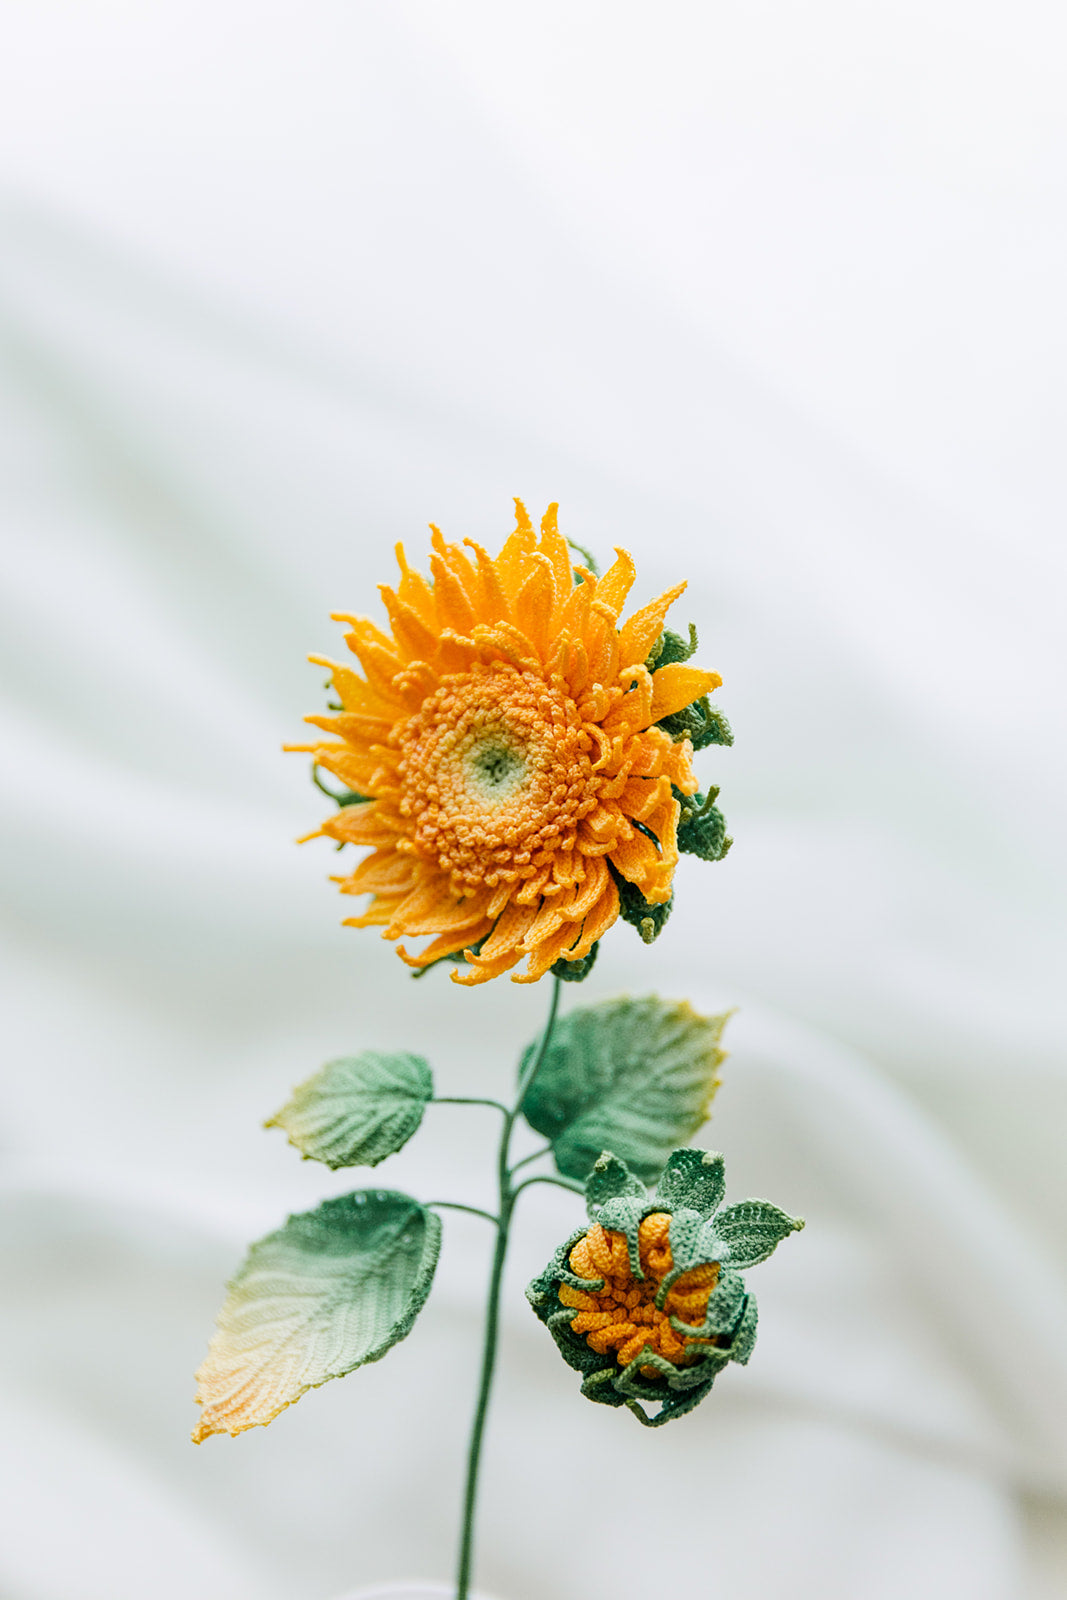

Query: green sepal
658,698,733,751
594,1194,654,1281
729,1293,759,1365
266,1050,433,1169
615,1344,727,1395
613,1347,728,1428
528,1275,608,1384
625,1378,718,1428
655,1206,709,1295
412,934,487,980
644,625,733,750
668,1265,747,1340
566,538,600,577
655,1147,727,1215
311,761,370,808
527,1229,605,1298
645,625,699,670
580,1370,629,1409
585,1151,647,1212
520,998,728,1183
609,867,673,944
583,1156,662,1281
675,788,730,863
550,941,600,983
712,1199,805,1267
193,1190,441,1440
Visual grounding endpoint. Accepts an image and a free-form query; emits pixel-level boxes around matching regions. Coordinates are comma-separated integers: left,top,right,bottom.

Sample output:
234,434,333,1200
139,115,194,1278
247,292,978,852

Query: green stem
455,975,562,1600
510,1173,584,1199
427,1201,500,1225
508,1142,553,1175
434,1097,510,1114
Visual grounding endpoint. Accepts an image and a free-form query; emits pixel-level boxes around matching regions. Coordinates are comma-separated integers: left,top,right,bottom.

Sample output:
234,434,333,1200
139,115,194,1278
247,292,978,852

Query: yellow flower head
291,501,722,985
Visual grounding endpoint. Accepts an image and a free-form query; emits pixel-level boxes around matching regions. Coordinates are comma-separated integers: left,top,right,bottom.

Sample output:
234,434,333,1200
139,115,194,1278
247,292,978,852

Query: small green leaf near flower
654,1147,727,1216
610,871,674,944
193,1191,441,1441
585,1151,647,1211
645,624,700,670
266,1051,433,1169
520,997,729,1183
551,941,600,983
675,788,730,863
711,1198,805,1268
658,698,733,751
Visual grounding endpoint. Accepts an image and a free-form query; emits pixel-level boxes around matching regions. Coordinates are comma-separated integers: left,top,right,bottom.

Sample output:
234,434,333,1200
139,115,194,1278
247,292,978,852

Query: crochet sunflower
528,1149,803,1426
291,502,730,984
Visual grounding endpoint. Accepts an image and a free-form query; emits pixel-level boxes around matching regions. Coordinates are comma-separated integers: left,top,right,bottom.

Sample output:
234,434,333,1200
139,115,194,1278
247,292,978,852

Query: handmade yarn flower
290,502,730,984
527,1148,803,1425
195,497,801,1600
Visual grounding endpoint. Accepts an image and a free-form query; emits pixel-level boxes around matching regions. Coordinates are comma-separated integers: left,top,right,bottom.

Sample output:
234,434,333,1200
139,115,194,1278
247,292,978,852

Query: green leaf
193,1191,441,1441
713,1199,804,1267
266,1051,433,1169
521,998,729,1183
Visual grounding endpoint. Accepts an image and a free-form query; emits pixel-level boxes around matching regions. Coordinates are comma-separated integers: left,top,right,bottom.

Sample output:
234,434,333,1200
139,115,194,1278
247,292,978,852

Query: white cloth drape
1,4,1065,1597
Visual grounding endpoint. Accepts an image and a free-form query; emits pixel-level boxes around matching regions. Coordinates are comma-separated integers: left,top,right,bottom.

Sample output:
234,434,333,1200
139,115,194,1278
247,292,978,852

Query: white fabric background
1,3,1066,1597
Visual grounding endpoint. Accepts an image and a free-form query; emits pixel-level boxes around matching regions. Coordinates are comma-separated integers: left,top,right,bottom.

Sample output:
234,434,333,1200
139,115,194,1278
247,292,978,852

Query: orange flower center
558,1213,719,1374
394,665,603,892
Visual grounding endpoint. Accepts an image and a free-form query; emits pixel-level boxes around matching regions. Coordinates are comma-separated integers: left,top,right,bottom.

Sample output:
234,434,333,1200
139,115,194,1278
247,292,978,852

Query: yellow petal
595,547,637,619
617,580,687,666
649,663,722,721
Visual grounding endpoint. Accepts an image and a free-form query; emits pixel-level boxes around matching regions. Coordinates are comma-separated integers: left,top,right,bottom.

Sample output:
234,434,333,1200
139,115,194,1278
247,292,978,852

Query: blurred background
1,3,1066,1597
